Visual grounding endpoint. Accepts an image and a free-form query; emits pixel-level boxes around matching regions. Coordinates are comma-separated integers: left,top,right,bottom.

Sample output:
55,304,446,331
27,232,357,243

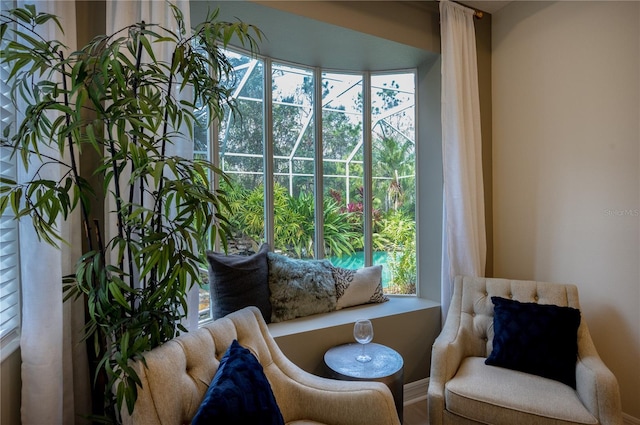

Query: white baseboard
403,378,639,425
624,413,640,425
403,378,429,406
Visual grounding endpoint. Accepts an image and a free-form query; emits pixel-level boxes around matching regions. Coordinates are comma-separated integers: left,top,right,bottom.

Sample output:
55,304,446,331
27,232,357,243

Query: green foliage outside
375,210,417,294
223,179,416,294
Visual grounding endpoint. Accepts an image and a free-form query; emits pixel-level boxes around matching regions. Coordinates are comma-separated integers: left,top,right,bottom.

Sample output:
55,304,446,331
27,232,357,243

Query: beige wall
1,348,21,425
475,11,494,277
492,1,640,418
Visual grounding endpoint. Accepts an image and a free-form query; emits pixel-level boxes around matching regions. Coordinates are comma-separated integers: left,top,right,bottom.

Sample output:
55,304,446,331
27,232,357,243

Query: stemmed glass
353,319,374,362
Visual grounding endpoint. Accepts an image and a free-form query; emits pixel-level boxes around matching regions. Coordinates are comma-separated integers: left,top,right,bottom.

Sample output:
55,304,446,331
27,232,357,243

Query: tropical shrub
375,210,416,294
223,181,416,292
223,180,360,258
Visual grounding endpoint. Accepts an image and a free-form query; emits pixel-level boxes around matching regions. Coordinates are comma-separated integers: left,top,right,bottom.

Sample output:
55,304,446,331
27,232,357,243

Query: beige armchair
121,306,400,425
428,276,622,425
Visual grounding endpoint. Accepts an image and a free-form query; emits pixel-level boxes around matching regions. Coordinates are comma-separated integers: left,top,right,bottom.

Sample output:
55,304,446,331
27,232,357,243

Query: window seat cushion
268,296,435,338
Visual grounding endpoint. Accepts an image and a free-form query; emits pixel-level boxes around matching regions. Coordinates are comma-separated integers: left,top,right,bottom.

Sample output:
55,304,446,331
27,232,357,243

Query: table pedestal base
323,343,404,424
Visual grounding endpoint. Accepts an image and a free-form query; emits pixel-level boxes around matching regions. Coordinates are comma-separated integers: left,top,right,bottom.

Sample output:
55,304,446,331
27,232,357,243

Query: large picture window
196,49,416,322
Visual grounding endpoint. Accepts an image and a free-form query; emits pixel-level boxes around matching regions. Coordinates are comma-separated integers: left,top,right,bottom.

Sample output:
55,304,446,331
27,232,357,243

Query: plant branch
58,51,94,252
127,21,146,295
151,48,178,292
105,124,126,268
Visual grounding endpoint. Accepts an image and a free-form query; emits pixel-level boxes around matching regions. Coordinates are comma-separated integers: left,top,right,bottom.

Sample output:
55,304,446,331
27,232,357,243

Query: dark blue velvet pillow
192,340,284,425
485,296,581,388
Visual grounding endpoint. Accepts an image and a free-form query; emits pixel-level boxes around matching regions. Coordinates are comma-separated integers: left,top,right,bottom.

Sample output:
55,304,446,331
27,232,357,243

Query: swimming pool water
329,251,392,287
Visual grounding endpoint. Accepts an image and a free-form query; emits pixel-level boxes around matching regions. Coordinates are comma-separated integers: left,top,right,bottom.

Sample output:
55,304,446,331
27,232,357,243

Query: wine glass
353,319,374,362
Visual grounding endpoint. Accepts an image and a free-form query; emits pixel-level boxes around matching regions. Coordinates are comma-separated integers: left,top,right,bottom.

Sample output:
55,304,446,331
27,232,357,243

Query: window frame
196,46,419,324
214,48,418,260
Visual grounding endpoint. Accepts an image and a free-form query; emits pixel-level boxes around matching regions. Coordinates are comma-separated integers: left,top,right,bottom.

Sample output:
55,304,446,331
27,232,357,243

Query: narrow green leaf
11,8,32,24
139,35,156,63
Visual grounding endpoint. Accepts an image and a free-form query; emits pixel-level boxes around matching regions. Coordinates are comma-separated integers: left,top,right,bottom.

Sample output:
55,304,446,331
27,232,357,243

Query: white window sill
268,296,439,338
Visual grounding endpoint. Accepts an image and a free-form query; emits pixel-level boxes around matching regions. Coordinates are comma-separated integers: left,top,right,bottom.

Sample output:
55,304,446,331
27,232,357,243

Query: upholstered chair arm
256,309,400,425
575,324,623,425
427,301,467,425
267,358,400,425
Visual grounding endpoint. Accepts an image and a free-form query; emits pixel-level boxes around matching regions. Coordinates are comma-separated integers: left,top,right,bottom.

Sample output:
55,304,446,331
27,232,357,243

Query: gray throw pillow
267,252,337,322
206,243,271,323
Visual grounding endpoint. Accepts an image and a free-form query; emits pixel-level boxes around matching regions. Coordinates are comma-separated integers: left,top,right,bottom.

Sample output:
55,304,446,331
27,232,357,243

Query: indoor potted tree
0,4,261,422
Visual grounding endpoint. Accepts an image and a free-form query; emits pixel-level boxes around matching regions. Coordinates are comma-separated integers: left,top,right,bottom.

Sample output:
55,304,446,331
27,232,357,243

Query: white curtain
20,2,91,424
440,0,486,321
105,0,199,330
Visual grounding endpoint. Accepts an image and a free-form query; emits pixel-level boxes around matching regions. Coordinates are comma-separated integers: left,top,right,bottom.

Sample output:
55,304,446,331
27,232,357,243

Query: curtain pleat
439,0,486,321
19,2,90,424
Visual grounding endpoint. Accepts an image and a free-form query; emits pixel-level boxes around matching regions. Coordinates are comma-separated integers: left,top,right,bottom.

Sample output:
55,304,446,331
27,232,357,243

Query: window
0,0,21,359
197,48,417,322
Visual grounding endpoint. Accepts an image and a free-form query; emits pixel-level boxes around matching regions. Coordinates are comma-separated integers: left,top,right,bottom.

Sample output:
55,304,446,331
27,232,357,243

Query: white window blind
0,0,21,360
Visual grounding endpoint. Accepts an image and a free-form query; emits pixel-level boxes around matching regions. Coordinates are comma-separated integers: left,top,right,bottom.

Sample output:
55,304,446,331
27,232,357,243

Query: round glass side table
324,342,404,423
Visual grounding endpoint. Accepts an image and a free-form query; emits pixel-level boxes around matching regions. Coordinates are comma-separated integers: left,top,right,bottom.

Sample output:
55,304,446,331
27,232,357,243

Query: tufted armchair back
452,275,582,359
120,306,279,424
120,306,401,425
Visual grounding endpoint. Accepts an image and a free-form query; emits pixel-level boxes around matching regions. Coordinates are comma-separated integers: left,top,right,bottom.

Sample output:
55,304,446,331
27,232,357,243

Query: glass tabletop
324,343,403,379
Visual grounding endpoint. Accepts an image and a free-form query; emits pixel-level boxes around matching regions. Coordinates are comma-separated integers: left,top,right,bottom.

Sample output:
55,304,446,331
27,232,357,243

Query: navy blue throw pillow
485,296,581,388
192,340,284,425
